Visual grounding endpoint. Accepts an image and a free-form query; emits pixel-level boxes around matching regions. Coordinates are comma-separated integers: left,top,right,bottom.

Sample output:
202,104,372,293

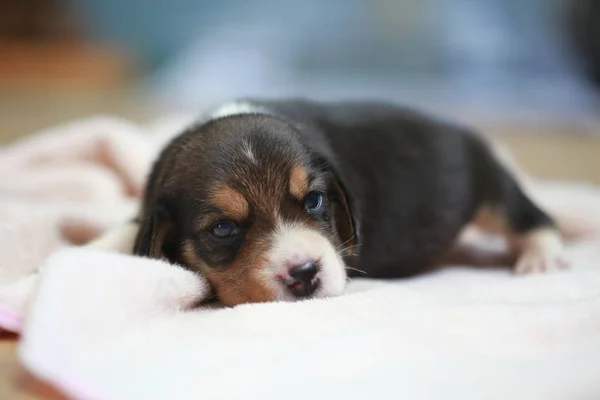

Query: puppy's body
132,99,564,305
210,99,556,277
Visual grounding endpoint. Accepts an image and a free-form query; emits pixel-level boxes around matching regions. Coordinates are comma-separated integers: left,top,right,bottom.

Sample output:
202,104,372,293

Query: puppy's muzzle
286,260,320,297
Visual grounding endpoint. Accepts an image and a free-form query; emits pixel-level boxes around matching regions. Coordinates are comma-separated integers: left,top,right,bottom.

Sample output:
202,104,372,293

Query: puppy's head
134,114,356,306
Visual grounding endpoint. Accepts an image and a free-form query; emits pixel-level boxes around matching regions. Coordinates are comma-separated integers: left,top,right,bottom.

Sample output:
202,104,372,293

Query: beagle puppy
129,99,566,306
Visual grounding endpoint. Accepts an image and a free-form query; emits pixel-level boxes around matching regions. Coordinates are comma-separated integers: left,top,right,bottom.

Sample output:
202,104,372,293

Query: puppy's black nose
288,261,319,297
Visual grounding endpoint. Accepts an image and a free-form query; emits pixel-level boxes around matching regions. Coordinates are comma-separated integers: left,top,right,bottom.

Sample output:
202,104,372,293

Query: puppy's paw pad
514,250,569,275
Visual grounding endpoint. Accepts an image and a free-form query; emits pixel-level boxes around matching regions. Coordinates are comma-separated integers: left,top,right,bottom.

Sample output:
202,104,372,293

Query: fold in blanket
0,114,195,332
1,115,600,399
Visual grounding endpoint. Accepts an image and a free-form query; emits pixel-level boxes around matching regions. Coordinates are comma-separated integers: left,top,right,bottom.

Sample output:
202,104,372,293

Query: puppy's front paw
514,248,568,274
513,228,569,275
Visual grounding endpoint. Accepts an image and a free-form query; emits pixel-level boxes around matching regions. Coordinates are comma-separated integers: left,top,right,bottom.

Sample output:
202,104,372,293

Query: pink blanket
1,115,600,399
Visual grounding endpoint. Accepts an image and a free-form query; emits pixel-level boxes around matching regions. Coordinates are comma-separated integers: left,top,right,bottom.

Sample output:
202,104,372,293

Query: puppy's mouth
287,276,321,298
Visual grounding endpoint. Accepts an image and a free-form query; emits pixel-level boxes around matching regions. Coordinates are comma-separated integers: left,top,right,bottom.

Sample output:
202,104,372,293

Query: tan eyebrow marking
181,240,209,273
210,185,249,220
289,164,309,200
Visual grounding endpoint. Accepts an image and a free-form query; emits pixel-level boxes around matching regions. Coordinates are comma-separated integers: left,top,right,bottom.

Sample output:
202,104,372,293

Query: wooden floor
497,133,600,185
0,333,56,400
0,89,599,398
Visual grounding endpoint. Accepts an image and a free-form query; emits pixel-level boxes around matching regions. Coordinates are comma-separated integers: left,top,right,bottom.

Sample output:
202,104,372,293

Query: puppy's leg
470,143,567,274
473,205,567,274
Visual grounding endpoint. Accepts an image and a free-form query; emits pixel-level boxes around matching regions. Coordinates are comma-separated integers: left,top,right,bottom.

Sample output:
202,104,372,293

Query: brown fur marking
211,186,249,221
289,164,309,200
181,240,208,272
182,235,276,306
471,206,507,235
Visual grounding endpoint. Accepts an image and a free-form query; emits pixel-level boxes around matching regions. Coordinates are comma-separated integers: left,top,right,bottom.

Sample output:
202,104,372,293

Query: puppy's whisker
336,244,362,257
336,244,361,253
338,251,360,258
345,266,367,275
335,236,357,251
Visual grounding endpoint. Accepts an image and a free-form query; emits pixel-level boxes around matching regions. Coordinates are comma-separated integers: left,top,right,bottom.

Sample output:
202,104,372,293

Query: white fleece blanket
1,115,600,400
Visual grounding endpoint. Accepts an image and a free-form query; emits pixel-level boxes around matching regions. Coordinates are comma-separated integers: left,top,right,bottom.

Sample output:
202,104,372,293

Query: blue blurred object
71,0,223,66
73,0,599,121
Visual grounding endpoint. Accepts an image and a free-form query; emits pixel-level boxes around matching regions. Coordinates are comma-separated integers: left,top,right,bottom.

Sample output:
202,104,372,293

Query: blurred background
1,0,599,181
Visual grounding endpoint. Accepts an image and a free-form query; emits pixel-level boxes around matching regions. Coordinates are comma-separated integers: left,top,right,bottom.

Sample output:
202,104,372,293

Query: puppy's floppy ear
330,174,357,254
312,151,357,254
133,201,180,261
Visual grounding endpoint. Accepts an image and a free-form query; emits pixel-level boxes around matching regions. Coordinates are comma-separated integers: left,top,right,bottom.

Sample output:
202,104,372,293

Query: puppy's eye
211,221,236,238
304,192,324,212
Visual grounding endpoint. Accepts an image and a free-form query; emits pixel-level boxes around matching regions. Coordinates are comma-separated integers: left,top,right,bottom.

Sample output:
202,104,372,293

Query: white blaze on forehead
206,100,270,165
268,219,347,299
241,140,257,164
